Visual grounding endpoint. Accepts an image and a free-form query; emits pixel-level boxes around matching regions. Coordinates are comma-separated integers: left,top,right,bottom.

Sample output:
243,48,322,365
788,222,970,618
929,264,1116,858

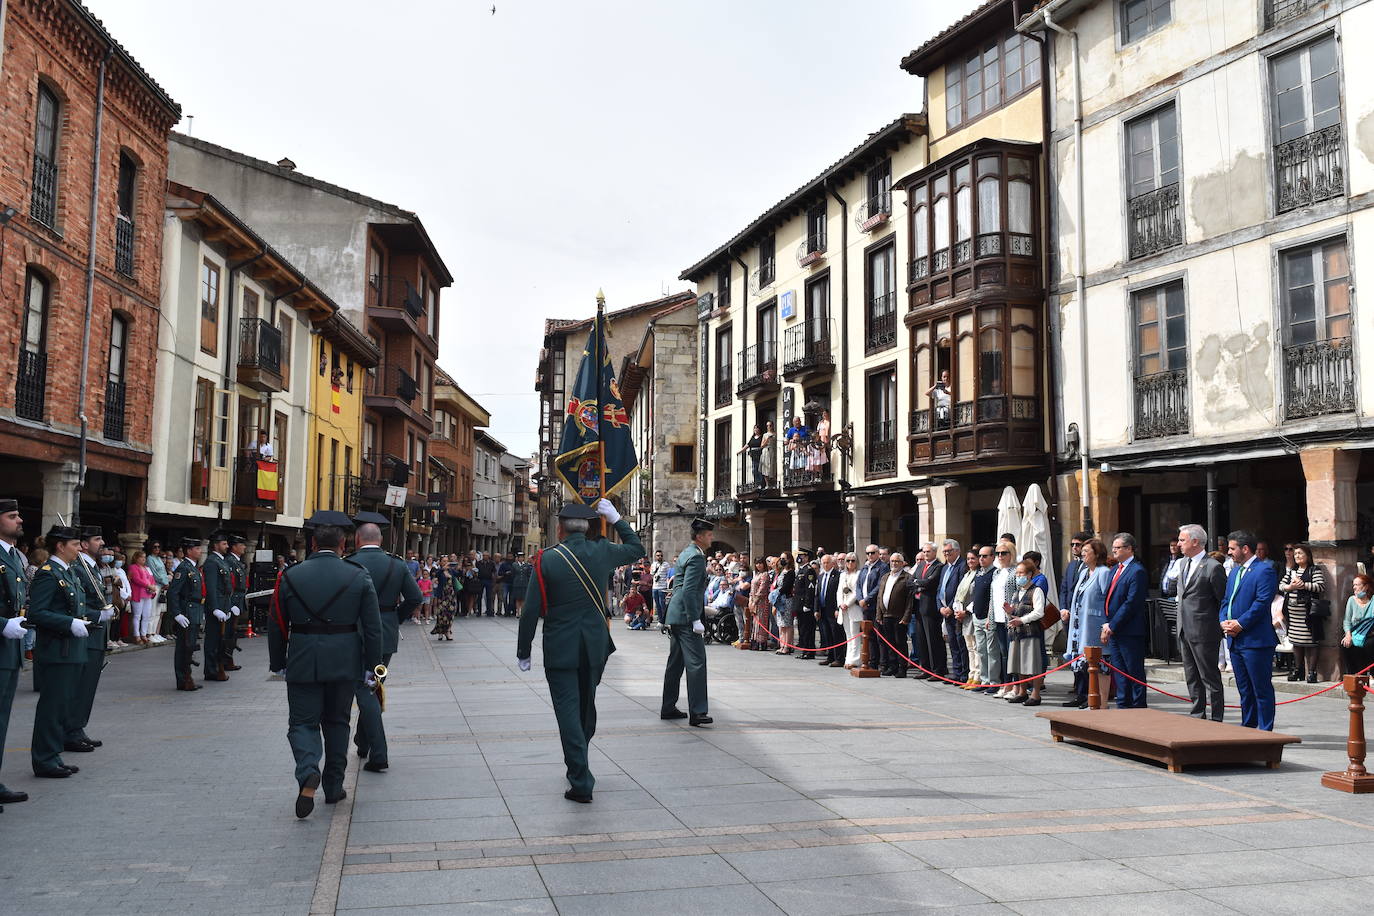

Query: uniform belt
292,623,356,635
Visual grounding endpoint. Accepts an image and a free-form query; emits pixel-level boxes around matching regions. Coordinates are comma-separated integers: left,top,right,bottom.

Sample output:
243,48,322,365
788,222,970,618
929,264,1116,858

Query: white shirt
882,569,904,608
1161,555,1185,590
258,441,274,458
990,563,1015,622
50,555,70,570
838,569,860,608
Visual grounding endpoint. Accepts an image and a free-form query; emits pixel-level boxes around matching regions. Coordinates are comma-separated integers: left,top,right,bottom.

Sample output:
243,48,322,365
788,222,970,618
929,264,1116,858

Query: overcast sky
92,0,982,459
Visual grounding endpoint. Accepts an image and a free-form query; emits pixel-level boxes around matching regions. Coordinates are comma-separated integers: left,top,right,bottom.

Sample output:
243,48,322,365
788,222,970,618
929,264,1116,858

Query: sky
90,0,983,459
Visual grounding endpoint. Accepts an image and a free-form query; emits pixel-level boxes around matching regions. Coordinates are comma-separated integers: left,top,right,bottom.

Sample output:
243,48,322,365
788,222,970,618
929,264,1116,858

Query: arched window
954,164,972,264
115,152,137,276
932,175,950,272
978,307,1004,397
911,186,929,279
1008,158,1034,256
32,83,60,226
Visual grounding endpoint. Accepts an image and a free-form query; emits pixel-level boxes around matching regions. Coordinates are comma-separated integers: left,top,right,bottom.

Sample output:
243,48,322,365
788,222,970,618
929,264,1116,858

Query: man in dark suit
905,545,933,674
1059,532,1088,613
855,544,888,672
793,548,818,659
269,512,382,817
1101,532,1150,709
935,540,967,684
813,554,843,667
876,553,914,676
476,554,496,616
1221,530,1280,730
1176,524,1228,721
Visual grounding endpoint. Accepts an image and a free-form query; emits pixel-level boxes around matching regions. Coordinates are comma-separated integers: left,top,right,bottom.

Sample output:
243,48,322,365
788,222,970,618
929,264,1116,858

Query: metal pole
1206,466,1218,548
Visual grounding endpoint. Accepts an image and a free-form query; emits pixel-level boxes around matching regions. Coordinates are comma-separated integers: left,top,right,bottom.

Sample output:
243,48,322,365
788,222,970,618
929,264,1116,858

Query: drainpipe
826,178,850,546
1041,7,1092,535
218,249,268,524
1206,467,1218,549
73,44,114,526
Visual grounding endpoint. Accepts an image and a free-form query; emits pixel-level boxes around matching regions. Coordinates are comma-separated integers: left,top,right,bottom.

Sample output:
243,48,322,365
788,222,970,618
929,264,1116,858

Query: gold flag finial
596,289,606,305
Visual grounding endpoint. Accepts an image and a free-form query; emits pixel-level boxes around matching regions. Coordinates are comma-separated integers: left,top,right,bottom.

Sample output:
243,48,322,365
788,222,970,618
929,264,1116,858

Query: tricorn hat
557,503,599,521
0,499,18,514
690,517,715,534
304,510,356,530
180,537,203,549
46,524,81,542
227,534,247,545
353,510,391,528
80,525,103,540
208,530,230,543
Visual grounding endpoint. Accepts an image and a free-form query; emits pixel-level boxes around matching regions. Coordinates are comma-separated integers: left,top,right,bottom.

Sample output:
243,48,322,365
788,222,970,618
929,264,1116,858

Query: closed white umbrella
996,487,1022,553
1020,484,1057,604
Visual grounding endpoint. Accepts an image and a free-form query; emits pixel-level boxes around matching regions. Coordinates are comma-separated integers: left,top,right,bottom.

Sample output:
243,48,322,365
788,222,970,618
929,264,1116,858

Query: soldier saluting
516,499,643,804
268,511,382,819
27,525,90,778
168,537,205,691
0,499,30,807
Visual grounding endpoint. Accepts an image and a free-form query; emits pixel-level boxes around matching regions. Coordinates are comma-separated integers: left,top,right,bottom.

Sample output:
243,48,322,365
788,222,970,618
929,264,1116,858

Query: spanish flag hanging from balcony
331,383,341,414
553,292,637,506
256,459,279,502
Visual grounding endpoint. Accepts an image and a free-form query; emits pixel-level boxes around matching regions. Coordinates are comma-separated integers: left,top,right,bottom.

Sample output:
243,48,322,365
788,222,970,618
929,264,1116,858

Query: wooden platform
1036,708,1301,773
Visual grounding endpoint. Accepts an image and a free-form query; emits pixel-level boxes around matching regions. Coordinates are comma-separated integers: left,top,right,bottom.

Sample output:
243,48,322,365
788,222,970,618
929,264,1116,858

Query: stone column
928,482,970,549
848,495,875,554
789,501,813,554
911,486,934,547
745,507,769,561
1301,447,1359,680
40,461,80,533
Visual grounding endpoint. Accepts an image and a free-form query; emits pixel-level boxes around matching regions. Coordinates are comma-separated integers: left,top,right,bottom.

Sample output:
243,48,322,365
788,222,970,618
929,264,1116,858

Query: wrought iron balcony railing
1283,337,1354,420
737,341,778,395
238,317,283,374
855,191,892,232
31,155,56,228
1127,183,1182,259
368,364,420,403
367,275,428,324
865,295,896,353
751,260,776,294
15,350,46,421
115,215,135,277
1133,369,1190,439
713,450,732,500
796,234,826,268
865,420,898,477
1275,124,1344,213
102,380,126,441
783,460,832,491
714,368,732,408
737,448,778,498
1266,0,1320,29
782,319,834,375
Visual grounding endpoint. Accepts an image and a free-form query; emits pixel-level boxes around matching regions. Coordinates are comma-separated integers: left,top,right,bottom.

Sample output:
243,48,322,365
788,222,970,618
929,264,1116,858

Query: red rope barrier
1099,658,1374,708
870,624,1079,689
751,616,861,653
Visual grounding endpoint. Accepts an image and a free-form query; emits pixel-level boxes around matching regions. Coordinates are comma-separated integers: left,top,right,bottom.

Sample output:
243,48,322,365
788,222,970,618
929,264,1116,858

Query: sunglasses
866,551,877,555
996,550,1011,556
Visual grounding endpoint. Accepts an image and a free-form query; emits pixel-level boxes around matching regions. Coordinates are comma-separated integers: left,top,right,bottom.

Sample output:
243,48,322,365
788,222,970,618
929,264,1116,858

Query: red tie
1105,563,1126,609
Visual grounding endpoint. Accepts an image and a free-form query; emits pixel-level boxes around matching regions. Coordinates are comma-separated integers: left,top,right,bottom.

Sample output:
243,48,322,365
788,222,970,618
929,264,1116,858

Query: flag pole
595,289,607,539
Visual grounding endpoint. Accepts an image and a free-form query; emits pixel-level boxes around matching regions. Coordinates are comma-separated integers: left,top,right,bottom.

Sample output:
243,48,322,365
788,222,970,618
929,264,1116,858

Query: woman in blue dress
1064,537,1110,708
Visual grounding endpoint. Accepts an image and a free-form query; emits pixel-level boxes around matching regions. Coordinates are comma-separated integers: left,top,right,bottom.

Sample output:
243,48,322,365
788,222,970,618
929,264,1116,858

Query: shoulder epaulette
388,553,404,562
40,564,51,571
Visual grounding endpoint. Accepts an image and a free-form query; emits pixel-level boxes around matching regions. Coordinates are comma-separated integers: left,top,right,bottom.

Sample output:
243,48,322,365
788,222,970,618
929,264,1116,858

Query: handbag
1352,615,1374,648
1308,598,1331,619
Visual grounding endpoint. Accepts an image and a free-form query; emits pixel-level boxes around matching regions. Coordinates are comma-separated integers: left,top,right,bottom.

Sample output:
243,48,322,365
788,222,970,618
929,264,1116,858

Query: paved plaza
4,619,1374,914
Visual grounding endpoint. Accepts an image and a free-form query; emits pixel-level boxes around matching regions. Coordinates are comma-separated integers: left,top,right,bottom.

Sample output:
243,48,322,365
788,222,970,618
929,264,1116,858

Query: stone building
430,369,491,555
472,429,504,556
0,0,180,541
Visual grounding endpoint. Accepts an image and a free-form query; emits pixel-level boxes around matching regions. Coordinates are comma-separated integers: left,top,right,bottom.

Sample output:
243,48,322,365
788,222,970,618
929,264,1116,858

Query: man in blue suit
1220,530,1279,730
1101,533,1150,709
855,544,888,672
1059,532,1088,613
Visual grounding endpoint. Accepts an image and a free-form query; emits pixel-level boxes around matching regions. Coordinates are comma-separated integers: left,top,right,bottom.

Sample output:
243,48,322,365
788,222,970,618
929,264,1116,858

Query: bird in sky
491,5,496,13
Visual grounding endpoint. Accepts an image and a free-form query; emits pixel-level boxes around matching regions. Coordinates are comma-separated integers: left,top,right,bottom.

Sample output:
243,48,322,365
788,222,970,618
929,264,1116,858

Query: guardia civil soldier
223,534,249,671
660,518,713,727
202,532,233,682
268,512,382,818
168,538,205,691
28,525,90,778
516,499,643,803
348,520,421,773
0,500,31,806
68,526,114,752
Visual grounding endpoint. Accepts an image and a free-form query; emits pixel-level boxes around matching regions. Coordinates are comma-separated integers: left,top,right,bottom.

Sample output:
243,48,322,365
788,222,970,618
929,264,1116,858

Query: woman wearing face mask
1342,573,1374,675
99,550,133,648
1005,559,1046,706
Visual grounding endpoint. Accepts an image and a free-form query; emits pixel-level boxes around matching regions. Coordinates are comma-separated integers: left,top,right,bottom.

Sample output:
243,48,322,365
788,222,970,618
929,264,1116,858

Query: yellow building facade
304,315,380,519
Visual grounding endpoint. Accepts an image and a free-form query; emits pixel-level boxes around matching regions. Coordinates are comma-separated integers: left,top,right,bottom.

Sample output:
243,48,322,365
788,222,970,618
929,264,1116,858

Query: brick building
0,0,180,542
431,368,491,555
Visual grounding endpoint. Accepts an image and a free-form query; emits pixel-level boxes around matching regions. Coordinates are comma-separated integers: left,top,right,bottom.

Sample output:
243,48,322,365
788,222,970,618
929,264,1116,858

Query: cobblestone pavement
3,618,1372,914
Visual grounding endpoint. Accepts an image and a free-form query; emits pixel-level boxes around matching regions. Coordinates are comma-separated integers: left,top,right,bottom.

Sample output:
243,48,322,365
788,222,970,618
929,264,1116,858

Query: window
868,160,892,214
1126,105,1179,200
1283,238,1350,346
932,174,951,271
329,439,339,510
944,33,1040,130
713,420,732,498
1271,35,1343,212
865,368,897,477
715,325,732,407
364,421,376,473
278,313,292,389
241,288,259,321
671,444,694,473
716,264,731,311
368,244,384,288
978,307,1004,396
22,269,48,355
274,411,288,509
758,301,777,351
16,270,48,421
192,378,215,503
1120,0,1171,46
805,275,828,333
107,314,128,387
115,152,136,277
315,434,325,511
31,82,59,226
865,243,896,353
758,235,775,288
200,259,220,355
427,287,438,339
954,163,972,265
805,202,826,252
1134,281,1187,375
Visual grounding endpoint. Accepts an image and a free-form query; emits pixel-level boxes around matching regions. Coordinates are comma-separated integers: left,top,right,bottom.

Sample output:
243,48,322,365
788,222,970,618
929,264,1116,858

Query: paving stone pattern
2,617,1371,914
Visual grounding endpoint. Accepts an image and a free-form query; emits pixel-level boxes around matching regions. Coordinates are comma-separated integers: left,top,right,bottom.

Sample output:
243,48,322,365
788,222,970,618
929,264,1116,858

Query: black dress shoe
363,760,388,772
660,708,688,720
564,789,593,803
296,773,320,819
324,789,347,804
1023,698,1042,707
1007,695,1028,704
63,741,95,753
1287,670,1302,681
33,767,71,778
83,738,102,748
689,714,713,727
0,789,28,803
1061,697,1086,707
1307,672,1319,684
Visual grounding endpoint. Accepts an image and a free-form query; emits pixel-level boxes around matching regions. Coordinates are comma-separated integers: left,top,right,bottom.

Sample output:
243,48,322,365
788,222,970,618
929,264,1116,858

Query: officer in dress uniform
202,532,233,682
348,518,421,773
168,538,205,691
661,518,713,727
28,525,89,778
0,500,31,806
517,499,643,803
269,511,382,818
223,534,249,671
68,526,113,752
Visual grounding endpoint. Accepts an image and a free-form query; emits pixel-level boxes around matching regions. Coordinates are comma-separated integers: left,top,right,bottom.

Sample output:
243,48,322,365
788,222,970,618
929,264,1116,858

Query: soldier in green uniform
223,534,249,671
268,511,382,818
28,525,90,778
201,532,233,682
517,499,643,803
660,518,713,727
168,538,205,691
0,500,31,806
348,519,421,773
68,526,114,752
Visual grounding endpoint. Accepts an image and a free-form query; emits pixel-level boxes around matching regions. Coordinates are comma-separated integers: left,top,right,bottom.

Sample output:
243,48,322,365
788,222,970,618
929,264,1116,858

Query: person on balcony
256,429,274,460
784,417,809,471
807,411,831,473
927,370,952,429
739,425,764,488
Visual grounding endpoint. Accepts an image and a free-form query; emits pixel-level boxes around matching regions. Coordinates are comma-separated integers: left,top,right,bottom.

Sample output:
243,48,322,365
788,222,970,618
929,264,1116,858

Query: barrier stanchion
852,621,879,679
1085,646,1102,710
1322,674,1374,793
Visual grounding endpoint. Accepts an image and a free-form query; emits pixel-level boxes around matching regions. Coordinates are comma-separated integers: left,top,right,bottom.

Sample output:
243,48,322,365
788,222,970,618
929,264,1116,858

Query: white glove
213,609,229,622
99,607,115,622
594,498,620,525
692,620,705,635
70,618,89,638
517,657,531,672
364,672,377,688
230,605,241,617
175,614,190,629
2,618,24,639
